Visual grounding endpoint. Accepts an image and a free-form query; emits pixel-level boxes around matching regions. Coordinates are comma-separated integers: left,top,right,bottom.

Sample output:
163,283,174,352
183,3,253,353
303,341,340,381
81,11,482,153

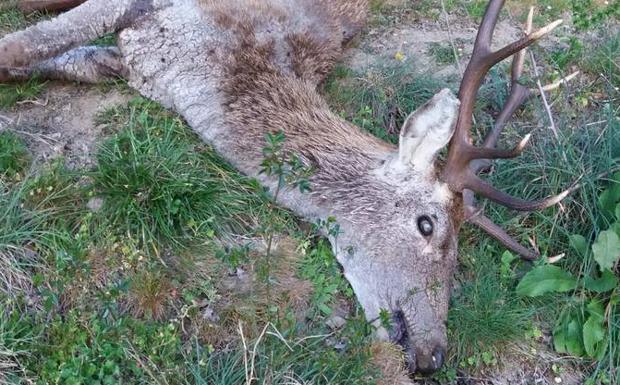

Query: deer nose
414,346,445,374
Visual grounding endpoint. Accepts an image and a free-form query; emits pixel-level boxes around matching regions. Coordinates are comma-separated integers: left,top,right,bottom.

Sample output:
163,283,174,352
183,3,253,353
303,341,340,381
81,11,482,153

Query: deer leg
0,0,157,67
0,46,128,83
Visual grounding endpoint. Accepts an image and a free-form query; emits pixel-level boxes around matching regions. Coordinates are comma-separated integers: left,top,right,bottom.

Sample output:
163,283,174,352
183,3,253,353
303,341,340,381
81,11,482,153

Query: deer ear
397,89,460,171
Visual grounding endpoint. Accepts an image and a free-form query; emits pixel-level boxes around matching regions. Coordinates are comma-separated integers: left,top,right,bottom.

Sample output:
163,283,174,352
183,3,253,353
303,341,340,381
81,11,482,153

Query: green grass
427,42,456,66
92,98,275,251
0,4,50,33
0,131,30,180
0,93,381,383
0,75,47,109
448,249,535,367
324,63,450,144
187,317,376,385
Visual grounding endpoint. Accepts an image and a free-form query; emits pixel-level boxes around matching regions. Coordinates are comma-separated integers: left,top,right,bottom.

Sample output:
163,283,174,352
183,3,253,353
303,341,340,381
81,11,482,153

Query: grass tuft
0,75,47,109
0,131,30,181
93,98,271,251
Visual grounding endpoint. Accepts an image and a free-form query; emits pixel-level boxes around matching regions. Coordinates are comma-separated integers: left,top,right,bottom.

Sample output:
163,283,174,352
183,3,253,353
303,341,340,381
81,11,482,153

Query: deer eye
417,215,433,237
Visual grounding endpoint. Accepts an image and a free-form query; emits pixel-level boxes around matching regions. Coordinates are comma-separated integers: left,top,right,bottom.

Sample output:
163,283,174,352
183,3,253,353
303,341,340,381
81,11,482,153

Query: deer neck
216,70,395,221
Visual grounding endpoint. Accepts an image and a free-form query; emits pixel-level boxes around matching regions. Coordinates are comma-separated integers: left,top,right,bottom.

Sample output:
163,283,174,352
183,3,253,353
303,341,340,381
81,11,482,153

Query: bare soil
0,84,131,169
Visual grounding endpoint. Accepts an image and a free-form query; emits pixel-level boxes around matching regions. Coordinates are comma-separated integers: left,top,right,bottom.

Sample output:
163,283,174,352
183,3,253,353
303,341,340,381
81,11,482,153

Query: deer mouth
389,310,445,375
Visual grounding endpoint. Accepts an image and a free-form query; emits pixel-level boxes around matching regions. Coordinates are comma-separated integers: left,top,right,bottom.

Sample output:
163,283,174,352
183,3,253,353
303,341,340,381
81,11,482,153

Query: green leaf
553,310,584,357
592,230,620,271
598,189,617,216
616,203,620,221
584,269,619,293
516,265,578,297
569,234,588,256
583,300,607,359
501,251,517,265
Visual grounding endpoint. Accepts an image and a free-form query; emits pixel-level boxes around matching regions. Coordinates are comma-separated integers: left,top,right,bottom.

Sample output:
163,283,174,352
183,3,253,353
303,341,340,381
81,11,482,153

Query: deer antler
442,1,578,259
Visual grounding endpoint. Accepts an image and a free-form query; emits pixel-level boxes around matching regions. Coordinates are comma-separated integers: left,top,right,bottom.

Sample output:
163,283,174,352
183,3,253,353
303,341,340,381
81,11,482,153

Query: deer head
329,1,577,374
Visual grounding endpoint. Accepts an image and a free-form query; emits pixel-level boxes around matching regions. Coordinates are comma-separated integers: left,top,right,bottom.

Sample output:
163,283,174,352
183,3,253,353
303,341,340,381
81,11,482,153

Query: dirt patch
346,16,522,77
0,84,132,169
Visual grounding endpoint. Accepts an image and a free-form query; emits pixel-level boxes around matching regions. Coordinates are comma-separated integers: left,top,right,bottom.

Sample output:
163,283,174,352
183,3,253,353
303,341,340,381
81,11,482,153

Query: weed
0,131,30,181
0,182,46,298
584,31,620,87
91,33,117,46
0,299,40,384
517,175,620,382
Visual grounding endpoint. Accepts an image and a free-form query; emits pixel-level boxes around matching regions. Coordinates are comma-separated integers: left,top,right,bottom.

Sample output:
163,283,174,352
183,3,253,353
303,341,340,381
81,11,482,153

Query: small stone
326,315,346,330
554,377,562,384
87,197,104,212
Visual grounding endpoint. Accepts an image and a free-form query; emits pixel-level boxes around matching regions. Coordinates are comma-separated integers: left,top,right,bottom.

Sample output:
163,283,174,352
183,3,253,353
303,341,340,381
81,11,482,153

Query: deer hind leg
0,46,128,83
0,0,157,67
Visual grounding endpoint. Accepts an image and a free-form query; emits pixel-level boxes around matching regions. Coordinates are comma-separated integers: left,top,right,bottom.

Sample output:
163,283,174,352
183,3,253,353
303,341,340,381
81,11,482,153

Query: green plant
299,236,352,317
517,174,620,380
30,312,183,385
259,131,312,288
448,247,534,366
0,75,47,109
572,0,620,31
550,36,583,71
427,42,458,66
0,131,30,180
93,98,269,251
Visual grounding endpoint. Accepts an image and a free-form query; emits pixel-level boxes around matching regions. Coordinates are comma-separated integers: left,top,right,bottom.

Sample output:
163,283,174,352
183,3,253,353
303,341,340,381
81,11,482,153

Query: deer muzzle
389,310,446,374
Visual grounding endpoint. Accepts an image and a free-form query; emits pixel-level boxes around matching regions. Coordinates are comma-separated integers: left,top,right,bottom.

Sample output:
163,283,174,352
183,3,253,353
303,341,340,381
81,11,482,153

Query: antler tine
464,171,573,211
483,6,534,150
445,3,574,259
465,203,539,260
443,1,563,189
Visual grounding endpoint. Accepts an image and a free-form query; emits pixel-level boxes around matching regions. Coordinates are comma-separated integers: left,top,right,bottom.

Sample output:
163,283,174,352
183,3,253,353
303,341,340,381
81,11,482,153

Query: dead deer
0,0,577,374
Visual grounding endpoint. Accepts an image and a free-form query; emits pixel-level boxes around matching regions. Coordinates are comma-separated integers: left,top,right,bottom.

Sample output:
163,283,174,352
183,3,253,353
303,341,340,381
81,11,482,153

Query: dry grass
369,341,413,385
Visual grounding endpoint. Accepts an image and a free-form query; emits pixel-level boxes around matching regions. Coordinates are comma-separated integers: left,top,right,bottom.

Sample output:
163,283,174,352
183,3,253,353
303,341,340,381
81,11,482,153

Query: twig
440,0,463,76
266,323,293,352
248,324,269,385
528,50,558,139
239,321,269,385
239,321,250,385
